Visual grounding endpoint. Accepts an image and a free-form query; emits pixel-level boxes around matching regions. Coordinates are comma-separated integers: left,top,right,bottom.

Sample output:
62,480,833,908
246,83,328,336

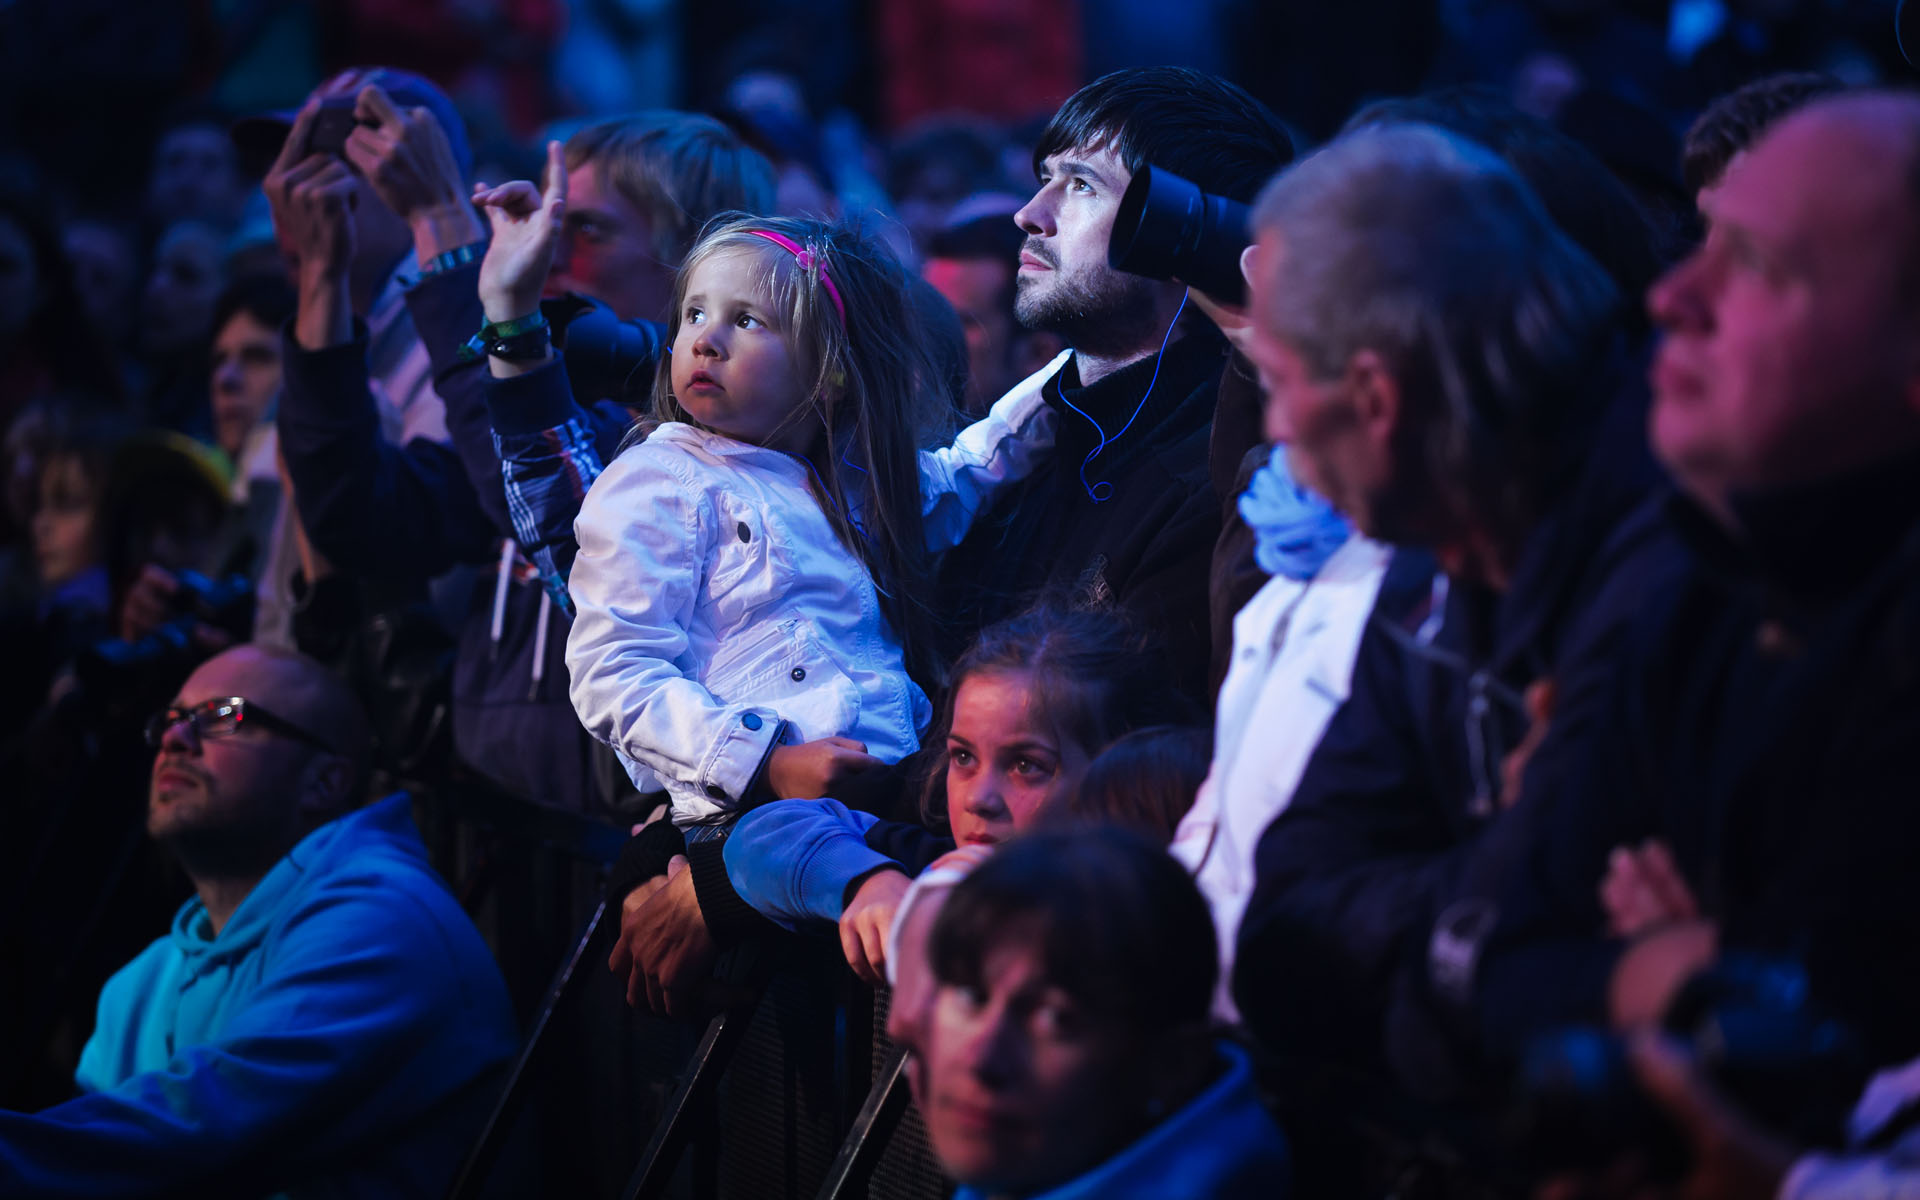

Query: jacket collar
649,420,814,474
1672,446,1920,606
951,1041,1289,1200
1048,331,1226,465
168,794,418,964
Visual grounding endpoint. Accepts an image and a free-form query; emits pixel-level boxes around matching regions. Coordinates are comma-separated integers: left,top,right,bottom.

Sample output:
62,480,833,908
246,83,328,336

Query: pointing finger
543,139,568,210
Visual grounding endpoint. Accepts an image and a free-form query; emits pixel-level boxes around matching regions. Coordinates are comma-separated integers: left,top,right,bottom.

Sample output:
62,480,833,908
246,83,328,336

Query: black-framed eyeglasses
144,697,338,755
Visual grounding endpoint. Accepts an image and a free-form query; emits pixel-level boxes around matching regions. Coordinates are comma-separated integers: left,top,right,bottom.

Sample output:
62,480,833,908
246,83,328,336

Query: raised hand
264,99,358,287
343,84,483,260
475,140,567,324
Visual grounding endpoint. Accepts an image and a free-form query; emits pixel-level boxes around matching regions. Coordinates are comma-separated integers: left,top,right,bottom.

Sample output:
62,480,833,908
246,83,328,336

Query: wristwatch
458,310,550,363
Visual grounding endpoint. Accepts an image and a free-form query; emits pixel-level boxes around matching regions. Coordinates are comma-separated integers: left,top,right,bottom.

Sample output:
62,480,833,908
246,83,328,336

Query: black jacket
1458,448,1920,1078
935,331,1230,705
277,264,638,813
1232,378,1679,1089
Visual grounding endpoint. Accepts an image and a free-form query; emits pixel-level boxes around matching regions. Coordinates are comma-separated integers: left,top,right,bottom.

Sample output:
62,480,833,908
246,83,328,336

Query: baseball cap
230,66,473,178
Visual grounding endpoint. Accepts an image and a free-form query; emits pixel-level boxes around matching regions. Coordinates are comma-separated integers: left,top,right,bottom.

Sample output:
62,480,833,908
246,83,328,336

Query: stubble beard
1015,261,1166,361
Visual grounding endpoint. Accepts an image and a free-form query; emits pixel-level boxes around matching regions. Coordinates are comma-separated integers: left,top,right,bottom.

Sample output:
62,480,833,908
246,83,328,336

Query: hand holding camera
341,85,483,261
264,99,359,290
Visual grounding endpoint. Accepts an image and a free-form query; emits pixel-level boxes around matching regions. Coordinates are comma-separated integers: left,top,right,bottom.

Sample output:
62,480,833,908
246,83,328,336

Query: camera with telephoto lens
1107,164,1253,303
1507,954,1866,1183
544,293,665,407
75,570,256,706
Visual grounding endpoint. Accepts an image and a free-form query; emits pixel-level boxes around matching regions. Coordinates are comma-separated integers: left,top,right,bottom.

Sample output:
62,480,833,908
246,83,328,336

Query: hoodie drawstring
488,539,515,661
528,588,552,701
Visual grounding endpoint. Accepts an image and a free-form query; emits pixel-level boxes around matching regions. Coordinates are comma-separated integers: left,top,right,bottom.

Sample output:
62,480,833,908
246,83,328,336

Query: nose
158,714,202,756
690,322,723,359
964,1005,1026,1091
961,774,1009,821
213,359,243,395
1648,250,1710,335
1014,188,1053,238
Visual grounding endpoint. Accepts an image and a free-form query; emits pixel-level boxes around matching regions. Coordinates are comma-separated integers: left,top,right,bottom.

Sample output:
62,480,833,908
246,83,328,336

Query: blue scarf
1237,450,1350,581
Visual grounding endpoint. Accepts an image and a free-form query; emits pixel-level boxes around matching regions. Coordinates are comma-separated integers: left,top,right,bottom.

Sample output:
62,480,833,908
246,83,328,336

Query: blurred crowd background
0,0,1915,1190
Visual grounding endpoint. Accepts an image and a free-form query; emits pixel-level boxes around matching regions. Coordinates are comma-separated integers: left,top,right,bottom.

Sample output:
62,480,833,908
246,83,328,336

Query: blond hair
646,214,958,684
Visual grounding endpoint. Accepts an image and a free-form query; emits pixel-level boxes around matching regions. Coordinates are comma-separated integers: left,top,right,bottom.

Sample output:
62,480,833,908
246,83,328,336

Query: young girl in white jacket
550,214,1065,828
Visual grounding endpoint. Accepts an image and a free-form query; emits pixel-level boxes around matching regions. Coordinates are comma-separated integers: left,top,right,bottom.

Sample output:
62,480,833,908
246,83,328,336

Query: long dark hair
642,214,956,685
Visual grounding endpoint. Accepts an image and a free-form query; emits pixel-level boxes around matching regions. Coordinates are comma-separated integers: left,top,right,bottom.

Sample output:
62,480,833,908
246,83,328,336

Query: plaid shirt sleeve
494,415,605,617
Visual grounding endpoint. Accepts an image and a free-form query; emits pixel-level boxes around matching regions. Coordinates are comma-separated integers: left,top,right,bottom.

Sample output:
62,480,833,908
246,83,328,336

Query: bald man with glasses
0,644,519,1197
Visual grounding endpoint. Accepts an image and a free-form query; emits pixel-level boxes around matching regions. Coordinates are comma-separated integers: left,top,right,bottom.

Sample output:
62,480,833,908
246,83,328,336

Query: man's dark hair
1347,86,1670,320
929,825,1216,1030
1682,72,1845,195
1032,67,1294,204
211,273,296,339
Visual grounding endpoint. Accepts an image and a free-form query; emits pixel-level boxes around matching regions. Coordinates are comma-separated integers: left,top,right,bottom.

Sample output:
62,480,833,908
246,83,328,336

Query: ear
295,753,353,824
1344,347,1400,448
1237,243,1260,294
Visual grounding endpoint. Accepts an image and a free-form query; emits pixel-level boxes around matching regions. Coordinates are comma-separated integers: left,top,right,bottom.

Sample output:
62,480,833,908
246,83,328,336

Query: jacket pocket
704,496,795,631
701,618,862,741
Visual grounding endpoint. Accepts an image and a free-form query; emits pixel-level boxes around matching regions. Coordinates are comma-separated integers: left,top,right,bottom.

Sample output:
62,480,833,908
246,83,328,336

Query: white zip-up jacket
567,351,1071,826
1170,534,1392,1020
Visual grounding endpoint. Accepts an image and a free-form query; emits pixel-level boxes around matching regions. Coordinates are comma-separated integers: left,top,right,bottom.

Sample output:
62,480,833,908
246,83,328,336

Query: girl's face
945,669,1092,849
32,453,100,587
670,246,812,454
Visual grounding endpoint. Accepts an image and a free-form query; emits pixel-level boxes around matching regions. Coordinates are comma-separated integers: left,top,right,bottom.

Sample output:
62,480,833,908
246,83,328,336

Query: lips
685,370,722,391
1017,251,1052,271
1651,347,1705,404
154,767,204,793
938,1094,1022,1136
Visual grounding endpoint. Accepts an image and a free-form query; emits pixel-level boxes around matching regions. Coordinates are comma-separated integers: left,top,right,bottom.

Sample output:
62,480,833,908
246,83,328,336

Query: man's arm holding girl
918,348,1071,550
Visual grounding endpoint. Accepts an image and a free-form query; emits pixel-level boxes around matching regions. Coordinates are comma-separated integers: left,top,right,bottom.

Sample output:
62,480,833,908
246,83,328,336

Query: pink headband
748,229,846,323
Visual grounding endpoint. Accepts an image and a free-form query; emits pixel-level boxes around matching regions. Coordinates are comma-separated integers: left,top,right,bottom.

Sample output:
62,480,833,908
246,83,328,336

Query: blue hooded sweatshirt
953,1042,1290,1200
0,794,519,1198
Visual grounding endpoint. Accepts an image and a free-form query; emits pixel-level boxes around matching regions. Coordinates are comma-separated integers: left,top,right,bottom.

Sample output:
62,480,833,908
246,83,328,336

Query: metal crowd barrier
420,779,952,1200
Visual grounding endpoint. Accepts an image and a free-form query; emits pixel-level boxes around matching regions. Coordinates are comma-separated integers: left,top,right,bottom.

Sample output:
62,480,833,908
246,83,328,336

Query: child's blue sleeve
722,800,896,928
920,348,1073,551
